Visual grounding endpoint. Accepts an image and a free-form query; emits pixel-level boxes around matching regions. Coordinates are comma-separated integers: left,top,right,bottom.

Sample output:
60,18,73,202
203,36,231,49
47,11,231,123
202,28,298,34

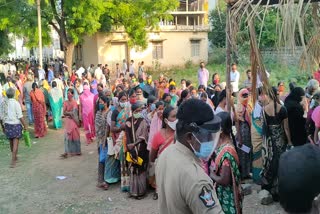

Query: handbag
107,137,115,155
126,117,143,166
23,130,31,148
99,144,108,163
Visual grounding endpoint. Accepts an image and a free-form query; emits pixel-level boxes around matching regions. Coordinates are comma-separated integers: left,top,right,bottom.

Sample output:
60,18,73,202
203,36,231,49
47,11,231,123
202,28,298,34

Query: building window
152,42,163,59
75,45,83,61
191,40,200,57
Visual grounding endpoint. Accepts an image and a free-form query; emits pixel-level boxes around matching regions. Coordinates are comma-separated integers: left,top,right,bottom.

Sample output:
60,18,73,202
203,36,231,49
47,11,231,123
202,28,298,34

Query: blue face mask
110,106,116,111
190,133,218,161
99,103,105,110
150,103,156,111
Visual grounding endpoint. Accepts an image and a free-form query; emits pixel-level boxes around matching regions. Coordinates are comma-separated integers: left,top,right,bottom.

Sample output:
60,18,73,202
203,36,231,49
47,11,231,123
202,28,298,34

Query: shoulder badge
199,186,215,208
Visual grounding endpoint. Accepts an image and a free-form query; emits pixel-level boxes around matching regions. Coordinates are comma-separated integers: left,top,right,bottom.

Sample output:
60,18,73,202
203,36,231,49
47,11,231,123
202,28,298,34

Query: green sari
215,144,242,214
49,88,63,129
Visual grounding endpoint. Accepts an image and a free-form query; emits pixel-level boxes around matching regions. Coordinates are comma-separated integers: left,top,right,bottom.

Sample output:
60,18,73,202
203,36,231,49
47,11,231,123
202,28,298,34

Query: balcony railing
159,25,209,31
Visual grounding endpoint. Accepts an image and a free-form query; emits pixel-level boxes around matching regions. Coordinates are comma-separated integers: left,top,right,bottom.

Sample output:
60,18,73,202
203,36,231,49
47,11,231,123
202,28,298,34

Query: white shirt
122,63,127,73
94,67,103,83
214,106,225,115
230,70,240,93
129,64,135,74
76,67,85,78
0,98,23,125
38,69,46,81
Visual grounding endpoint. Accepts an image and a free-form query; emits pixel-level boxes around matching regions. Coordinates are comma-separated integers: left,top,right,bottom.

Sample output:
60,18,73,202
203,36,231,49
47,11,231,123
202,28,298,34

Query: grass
147,62,311,89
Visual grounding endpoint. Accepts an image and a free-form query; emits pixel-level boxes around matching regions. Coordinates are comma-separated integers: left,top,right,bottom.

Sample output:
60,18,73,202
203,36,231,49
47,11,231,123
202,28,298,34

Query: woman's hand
127,144,135,150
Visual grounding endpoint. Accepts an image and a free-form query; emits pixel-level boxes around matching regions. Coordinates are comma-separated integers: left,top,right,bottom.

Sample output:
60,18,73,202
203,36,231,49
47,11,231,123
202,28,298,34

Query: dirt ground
0,125,283,214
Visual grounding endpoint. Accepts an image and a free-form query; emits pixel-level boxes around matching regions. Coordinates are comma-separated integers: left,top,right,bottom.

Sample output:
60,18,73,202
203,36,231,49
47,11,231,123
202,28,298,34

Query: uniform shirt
38,69,46,81
156,142,223,214
230,70,240,93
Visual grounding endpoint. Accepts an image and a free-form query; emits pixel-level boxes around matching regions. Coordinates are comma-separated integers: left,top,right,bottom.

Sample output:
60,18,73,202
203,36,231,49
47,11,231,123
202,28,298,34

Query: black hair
162,93,171,101
178,89,189,107
135,86,142,92
156,101,164,108
246,69,251,74
32,82,38,89
218,90,227,104
52,81,57,88
138,78,144,83
198,85,206,91
162,106,174,129
212,73,218,79
200,92,208,99
147,95,157,105
118,91,127,100
100,95,110,107
278,81,284,87
181,79,186,83
97,83,103,89
289,82,297,92
186,80,192,88
217,112,237,147
169,85,176,91
67,88,74,95
128,88,136,97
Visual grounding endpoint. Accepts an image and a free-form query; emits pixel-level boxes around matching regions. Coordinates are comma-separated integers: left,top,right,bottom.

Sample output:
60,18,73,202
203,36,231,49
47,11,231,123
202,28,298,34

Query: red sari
30,89,47,138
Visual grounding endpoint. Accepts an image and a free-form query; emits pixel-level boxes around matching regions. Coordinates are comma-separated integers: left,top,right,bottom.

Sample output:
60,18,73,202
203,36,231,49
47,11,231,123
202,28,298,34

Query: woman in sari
261,87,292,203
251,88,265,184
61,89,81,158
108,91,129,188
211,112,242,214
236,88,252,180
147,101,164,150
30,82,47,138
95,96,110,190
40,80,51,125
49,81,63,129
149,106,177,200
125,101,149,199
79,84,95,144
15,74,24,110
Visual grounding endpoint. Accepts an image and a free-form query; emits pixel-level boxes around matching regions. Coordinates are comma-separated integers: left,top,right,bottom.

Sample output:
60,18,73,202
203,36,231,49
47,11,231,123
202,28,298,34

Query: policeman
156,99,223,214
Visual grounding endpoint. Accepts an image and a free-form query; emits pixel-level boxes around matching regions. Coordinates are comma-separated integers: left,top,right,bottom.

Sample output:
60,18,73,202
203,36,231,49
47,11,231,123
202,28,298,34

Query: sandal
153,192,158,200
60,153,68,159
97,183,109,190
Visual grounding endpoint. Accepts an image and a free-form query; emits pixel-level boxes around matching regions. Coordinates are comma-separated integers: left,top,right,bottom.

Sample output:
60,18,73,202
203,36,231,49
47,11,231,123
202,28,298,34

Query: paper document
236,142,251,154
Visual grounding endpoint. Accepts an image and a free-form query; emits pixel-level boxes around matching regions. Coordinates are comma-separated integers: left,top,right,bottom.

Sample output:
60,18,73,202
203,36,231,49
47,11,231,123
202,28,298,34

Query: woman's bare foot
10,161,16,168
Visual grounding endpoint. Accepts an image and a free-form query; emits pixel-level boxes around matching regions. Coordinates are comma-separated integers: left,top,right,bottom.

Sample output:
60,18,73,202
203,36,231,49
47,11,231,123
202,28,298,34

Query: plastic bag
99,144,108,163
23,130,31,148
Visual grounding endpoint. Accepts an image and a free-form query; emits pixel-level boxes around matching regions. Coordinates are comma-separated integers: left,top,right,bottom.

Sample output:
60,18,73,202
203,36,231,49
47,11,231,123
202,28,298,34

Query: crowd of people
0,58,320,213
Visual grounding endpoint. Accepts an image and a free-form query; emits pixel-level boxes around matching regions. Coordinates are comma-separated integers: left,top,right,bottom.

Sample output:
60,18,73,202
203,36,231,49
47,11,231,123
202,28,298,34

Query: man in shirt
198,62,209,88
243,69,252,90
38,65,46,81
122,59,128,74
230,63,240,96
48,65,54,83
129,60,135,75
94,64,103,84
156,99,223,214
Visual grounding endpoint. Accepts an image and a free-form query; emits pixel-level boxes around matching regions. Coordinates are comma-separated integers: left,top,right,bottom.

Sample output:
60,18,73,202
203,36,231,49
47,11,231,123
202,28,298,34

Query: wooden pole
226,4,232,112
37,0,43,68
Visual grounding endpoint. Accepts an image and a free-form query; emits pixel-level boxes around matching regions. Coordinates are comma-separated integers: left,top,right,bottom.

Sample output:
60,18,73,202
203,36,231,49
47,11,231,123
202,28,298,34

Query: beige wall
82,35,98,67
81,31,208,70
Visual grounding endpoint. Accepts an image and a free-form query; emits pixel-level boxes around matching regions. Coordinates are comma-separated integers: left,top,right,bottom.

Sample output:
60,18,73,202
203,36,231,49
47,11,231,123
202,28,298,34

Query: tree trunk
64,43,75,75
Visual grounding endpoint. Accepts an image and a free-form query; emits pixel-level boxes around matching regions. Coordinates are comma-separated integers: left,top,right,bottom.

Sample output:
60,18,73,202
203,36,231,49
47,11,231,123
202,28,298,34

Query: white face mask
166,119,178,131
119,102,127,108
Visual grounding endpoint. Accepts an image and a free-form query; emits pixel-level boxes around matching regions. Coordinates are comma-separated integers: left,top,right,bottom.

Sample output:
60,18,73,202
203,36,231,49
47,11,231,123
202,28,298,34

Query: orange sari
30,89,47,137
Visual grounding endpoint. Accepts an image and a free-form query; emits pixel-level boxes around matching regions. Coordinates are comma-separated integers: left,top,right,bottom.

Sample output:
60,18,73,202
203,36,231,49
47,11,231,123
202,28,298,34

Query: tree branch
49,0,61,25
49,21,61,36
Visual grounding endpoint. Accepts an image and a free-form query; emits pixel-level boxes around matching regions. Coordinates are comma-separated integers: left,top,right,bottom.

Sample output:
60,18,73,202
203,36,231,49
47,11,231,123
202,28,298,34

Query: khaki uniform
156,142,223,214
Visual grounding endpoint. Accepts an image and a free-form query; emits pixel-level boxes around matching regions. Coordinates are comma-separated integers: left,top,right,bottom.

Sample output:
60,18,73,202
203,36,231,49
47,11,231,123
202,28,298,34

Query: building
76,0,210,70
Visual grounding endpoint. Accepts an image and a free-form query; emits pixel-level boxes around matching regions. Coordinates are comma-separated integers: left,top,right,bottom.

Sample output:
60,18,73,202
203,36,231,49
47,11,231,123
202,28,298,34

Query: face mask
99,103,105,110
166,119,178,131
130,97,137,104
147,79,152,84
190,134,218,161
150,103,156,111
110,106,116,111
133,113,142,119
213,80,219,84
170,93,175,97
119,102,127,108
181,84,186,90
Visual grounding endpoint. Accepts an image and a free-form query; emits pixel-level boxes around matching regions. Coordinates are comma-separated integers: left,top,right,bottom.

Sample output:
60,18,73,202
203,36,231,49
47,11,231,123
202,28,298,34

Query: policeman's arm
184,181,223,214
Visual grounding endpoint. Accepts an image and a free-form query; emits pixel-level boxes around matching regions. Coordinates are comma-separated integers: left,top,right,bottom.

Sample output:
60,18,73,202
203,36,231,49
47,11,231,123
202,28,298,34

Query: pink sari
80,88,95,144
147,113,162,150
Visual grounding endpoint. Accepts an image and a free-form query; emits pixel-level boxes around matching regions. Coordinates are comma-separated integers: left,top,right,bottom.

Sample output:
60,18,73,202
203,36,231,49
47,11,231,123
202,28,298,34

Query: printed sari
30,89,47,137
105,108,129,186
63,100,81,155
215,144,242,214
49,87,63,129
